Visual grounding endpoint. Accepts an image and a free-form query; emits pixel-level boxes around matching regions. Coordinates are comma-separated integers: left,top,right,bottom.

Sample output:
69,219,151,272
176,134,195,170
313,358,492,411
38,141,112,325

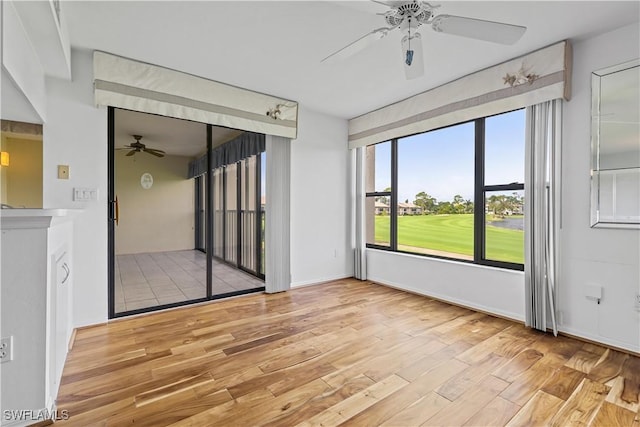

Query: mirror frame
590,58,640,229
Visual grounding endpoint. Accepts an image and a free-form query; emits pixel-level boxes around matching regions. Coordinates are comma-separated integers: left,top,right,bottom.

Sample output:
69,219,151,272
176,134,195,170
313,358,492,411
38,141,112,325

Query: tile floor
114,250,264,313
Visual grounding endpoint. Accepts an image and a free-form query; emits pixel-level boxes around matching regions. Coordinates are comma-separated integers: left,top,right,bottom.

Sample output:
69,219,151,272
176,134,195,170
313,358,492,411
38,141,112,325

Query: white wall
559,22,640,352
1,1,47,122
43,48,108,328
368,251,525,321
114,151,194,255
290,106,353,286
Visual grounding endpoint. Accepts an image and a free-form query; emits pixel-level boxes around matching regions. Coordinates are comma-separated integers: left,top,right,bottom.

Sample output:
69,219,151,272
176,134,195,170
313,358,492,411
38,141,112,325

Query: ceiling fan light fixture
116,135,166,158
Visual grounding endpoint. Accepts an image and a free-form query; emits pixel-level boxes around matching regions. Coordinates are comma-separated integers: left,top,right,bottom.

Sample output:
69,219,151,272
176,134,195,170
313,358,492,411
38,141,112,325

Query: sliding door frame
107,107,116,319
108,109,264,320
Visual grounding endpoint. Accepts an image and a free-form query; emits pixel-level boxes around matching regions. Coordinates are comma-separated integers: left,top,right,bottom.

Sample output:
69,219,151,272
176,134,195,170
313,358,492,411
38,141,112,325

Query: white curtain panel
265,135,291,293
524,99,562,335
354,147,367,280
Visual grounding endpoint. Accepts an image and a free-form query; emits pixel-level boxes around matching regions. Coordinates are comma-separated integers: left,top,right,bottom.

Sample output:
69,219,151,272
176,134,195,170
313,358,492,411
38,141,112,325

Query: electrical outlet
57,165,70,180
0,336,13,363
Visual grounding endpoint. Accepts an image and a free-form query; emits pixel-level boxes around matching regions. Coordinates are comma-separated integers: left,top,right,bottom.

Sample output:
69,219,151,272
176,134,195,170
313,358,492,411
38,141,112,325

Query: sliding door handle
115,196,119,226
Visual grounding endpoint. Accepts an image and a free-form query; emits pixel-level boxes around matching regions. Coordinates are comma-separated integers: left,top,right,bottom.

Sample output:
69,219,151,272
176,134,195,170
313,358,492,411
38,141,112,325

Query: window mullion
474,119,485,263
391,139,398,251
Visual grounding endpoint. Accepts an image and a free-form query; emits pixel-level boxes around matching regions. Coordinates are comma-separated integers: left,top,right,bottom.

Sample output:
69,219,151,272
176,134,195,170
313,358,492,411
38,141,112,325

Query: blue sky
374,109,525,203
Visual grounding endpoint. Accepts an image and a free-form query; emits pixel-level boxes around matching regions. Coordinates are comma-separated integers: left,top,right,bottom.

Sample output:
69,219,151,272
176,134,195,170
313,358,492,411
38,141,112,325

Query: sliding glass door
109,108,266,319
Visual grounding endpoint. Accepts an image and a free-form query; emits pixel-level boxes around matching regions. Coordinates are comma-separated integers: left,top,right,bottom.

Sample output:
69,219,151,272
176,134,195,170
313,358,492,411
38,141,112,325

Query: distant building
398,202,423,216
375,201,390,215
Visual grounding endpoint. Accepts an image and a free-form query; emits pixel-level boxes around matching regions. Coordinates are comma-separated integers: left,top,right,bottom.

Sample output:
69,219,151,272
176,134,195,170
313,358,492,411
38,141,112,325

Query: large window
365,109,525,270
398,122,475,260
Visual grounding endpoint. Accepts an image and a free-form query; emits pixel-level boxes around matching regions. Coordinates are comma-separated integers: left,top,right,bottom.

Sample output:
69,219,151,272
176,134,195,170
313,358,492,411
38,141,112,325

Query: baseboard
68,328,77,351
558,326,640,357
370,277,525,323
291,275,353,288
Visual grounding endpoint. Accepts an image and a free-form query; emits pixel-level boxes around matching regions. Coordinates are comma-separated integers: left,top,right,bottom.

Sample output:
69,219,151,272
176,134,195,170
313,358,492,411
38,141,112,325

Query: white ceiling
63,1,639,121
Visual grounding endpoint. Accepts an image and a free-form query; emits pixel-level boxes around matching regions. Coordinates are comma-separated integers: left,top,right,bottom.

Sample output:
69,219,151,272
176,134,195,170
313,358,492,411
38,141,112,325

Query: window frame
365,140,397,250
365,110,525,271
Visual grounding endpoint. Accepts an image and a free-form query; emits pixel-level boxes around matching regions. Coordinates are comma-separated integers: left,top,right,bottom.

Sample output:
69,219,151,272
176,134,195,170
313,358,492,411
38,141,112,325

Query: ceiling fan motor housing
385,1,434,28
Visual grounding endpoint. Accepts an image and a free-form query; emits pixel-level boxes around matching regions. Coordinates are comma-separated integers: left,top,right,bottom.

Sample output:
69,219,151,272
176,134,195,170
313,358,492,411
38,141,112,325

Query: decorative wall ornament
266,105,282,120
266,102,297,121
503,63,539,87
140,173,153,190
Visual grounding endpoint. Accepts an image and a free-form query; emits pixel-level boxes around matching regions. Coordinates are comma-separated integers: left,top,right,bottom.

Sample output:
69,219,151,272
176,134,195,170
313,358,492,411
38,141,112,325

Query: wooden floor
55,279,640,426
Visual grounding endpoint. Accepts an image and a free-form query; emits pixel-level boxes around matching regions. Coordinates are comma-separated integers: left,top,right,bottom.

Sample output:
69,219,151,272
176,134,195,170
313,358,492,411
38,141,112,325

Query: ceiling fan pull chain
406,17,414,66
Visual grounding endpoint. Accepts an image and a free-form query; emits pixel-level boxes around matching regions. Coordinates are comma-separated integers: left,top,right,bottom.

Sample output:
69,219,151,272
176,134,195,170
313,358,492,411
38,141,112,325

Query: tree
507,192,524,214
463,199,474,214
487,194,509,217
414,191,437,214
452,194,466,214
436,201,454,214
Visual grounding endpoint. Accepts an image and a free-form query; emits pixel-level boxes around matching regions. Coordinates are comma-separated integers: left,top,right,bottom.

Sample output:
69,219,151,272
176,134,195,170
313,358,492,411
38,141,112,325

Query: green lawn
374,214,524,264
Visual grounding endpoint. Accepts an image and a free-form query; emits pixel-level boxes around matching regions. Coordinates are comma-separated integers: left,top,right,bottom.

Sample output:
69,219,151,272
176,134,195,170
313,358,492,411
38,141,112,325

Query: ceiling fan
116,135,166,158
322,1,527,79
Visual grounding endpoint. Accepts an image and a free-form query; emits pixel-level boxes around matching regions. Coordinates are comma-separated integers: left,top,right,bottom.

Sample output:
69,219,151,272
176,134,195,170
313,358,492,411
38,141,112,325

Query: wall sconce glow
0,152,9,167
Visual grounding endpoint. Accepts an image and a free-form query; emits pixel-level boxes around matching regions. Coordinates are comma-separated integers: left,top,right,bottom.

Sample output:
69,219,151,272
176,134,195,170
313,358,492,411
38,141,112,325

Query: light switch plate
58,165,70,179
73,188,98,202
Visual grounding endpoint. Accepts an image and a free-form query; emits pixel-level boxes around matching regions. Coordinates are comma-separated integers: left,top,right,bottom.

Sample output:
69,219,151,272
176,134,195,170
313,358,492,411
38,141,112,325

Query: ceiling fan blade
431,14,526,45
144,147,166,154
321,27,391,64
145,149,165,157
126,150,136,157
370,0,398,7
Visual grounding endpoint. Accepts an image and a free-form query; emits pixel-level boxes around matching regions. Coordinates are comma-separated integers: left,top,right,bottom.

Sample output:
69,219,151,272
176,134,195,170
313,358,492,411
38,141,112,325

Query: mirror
591,59,640,229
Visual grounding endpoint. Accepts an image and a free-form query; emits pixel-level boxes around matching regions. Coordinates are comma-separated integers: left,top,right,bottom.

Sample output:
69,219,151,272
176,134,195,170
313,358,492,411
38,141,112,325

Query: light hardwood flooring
56,279,640,426
115,250,263,313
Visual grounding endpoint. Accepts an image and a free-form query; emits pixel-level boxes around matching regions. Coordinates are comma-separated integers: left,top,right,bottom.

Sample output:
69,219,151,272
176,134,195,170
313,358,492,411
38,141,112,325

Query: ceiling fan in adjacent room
116,135,166,158
322,1,527,79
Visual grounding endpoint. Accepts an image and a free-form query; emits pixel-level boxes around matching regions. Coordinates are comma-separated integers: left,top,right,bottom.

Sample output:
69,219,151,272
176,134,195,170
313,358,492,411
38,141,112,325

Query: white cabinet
0,209,77,426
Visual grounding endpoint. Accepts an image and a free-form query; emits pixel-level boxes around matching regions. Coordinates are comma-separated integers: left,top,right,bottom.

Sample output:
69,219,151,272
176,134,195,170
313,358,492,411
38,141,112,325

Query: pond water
488,217,524,231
